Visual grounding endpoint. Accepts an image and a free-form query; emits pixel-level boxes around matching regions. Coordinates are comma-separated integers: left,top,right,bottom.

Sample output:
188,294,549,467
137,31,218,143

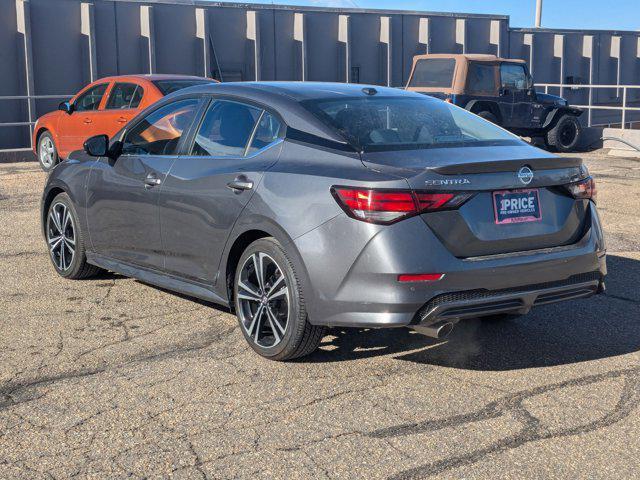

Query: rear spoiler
432,157,583,175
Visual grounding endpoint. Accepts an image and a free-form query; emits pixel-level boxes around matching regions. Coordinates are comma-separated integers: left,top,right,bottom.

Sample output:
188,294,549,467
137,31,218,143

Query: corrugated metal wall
2,0,639,149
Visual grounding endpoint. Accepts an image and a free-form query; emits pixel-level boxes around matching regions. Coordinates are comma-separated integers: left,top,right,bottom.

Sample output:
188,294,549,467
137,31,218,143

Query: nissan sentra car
41,82,606,360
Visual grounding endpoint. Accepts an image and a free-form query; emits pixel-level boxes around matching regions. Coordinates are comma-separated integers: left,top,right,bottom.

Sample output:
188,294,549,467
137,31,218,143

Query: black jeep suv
406,54,583,152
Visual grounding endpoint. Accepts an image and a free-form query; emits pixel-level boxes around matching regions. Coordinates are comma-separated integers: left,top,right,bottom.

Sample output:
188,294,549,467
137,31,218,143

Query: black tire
234,237,326,361
545,114,581,153
477,111,498,124
45,193,102,279
37,131,60,173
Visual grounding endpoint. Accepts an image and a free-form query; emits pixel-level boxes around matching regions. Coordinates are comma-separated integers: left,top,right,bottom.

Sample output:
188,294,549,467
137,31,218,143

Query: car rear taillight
564,176,597,203
331,187,472,224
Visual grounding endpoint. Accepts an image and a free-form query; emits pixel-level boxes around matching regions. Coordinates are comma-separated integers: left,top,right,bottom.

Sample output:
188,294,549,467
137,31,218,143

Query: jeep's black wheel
234,237,326,361
546,115,581,152
476,111,498,124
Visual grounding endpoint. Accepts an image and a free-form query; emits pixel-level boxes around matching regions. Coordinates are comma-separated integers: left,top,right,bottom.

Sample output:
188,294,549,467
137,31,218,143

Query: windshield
301,95,519,152
408,59,456,88
153,80,214,95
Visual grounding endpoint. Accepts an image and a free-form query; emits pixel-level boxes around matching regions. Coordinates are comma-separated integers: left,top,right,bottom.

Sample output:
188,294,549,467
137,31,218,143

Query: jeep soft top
406,54,527,95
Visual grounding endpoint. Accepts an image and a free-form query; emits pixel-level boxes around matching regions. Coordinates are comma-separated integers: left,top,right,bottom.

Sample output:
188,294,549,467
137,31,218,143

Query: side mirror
84,134,110,157
58,101,74,115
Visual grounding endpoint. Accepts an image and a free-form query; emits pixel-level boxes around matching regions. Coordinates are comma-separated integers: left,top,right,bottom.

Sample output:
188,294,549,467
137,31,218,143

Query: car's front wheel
234,238,325,361
46,193,101,279
37,131,60,173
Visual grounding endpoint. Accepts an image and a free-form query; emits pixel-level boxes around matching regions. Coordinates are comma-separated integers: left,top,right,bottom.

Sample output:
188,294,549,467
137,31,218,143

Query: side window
500,64,527,90
247,112,283,155
74,83,108,112
191,100,261,157
106,83,143,110
121,98,199,156
466,63,496,94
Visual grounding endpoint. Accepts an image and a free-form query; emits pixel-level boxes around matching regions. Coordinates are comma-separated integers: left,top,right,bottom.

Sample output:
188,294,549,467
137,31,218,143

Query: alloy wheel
47,202,75,271
39,137,56,169
237,252,290,348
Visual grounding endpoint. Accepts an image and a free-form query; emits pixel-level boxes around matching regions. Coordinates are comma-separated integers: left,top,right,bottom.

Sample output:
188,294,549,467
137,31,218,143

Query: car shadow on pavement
305,255,640,370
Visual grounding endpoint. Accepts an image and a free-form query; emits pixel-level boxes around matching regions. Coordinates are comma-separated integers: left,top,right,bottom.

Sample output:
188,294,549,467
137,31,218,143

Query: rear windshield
153,80,214,95
301,95,518,152
408,59,456,88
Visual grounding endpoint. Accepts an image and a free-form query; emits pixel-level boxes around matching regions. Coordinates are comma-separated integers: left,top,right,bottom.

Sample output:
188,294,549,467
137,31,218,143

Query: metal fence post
587,85,593,127
621,87,627,129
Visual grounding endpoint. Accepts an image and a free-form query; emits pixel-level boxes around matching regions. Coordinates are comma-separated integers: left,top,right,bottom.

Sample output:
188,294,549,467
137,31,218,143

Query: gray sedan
41,82,606,360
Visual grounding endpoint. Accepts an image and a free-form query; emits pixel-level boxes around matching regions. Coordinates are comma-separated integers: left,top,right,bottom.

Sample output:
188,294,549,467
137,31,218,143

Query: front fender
543,106,583,129
40,159,94,240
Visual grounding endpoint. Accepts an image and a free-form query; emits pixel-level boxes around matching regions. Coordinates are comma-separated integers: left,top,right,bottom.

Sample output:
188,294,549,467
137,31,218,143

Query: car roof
161,81,429,146
95,74,213,84
183,81,410,100
412,53,526,64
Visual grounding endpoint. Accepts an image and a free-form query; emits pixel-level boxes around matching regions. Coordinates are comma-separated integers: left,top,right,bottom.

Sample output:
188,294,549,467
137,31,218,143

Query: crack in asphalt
368,366,640,479
0,325,239,412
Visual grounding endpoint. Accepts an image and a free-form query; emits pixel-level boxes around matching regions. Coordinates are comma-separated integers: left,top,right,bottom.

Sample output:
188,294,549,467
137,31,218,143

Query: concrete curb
0,150,36,163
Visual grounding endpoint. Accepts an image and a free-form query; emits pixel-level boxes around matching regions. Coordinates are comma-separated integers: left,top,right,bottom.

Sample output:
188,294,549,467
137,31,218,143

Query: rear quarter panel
219,139,409,311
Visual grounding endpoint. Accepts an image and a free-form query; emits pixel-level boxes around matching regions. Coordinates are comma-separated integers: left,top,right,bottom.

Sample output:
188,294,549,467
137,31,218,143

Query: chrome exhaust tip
412,321,455,339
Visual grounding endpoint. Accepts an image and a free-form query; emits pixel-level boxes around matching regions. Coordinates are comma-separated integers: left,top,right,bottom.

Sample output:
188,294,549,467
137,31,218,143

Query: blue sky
220,0,640,31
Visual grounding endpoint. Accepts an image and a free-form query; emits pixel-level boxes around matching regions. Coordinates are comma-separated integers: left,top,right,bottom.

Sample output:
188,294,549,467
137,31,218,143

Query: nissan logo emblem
517,166,534,185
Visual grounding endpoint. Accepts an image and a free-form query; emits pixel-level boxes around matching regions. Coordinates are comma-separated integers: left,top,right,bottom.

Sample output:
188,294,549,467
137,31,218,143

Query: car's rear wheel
234,238,325,361
545,114,581,152
38,132,60,173
46,193,101,279
476,111,498,124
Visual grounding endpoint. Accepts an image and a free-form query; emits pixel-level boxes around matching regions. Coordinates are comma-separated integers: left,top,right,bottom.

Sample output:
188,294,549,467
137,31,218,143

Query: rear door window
191,100,261,157
466,63,496,94
408,59,456,88
74,83,108,111
106,83,144,110
247,112,283,155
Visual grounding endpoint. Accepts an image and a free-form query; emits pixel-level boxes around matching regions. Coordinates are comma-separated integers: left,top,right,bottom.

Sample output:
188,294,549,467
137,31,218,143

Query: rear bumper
294,202,606,328
413,271,603,328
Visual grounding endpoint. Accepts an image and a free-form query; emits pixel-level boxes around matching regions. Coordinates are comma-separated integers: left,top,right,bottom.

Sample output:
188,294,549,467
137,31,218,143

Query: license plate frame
493,188,542,225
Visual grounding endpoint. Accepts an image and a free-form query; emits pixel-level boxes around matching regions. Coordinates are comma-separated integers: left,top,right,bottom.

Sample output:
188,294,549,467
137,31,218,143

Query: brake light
565,176,597,203
332,187,472,224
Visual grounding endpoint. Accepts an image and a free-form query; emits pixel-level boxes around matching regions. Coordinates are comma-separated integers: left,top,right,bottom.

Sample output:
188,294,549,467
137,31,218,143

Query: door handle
144,173,162,188
227,176,254,192
83,118,93,124
117,116,128,124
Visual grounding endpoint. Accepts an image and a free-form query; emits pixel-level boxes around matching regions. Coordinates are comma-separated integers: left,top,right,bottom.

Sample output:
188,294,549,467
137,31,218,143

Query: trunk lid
361,145,591,257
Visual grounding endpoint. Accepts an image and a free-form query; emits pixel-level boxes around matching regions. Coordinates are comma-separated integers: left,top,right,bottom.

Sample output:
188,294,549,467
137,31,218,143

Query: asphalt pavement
0,153,639,479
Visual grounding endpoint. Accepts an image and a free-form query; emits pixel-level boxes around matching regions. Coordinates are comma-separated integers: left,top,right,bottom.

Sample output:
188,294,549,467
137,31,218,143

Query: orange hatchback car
33,74,215,172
